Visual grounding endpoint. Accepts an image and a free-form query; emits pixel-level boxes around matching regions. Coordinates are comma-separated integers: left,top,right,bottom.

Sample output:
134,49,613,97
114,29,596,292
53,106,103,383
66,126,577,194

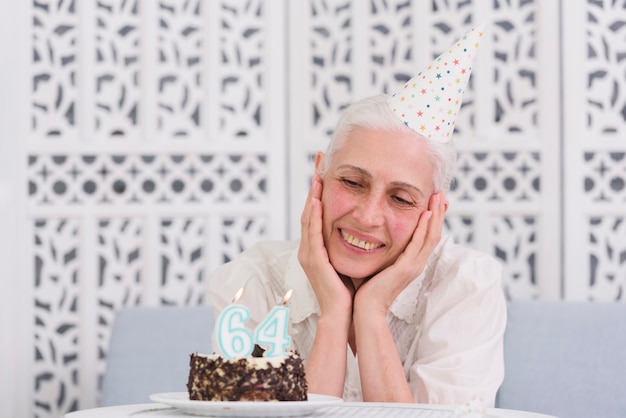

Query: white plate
150,392,343,417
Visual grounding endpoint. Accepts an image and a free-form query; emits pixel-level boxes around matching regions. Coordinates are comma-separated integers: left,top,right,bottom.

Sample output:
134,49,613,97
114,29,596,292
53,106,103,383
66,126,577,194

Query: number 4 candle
254,289,293,357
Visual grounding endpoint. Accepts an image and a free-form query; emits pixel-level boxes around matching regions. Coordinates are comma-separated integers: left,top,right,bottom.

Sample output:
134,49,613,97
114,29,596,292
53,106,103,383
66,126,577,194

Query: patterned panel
96,218,143,394
443,214,474,246
588,216,626,301
220,216,268,263
32,0,78,139
158,217,207,306
430,0,475,136
450,150,541,203
301,151,318,195
28,153,269,206
157,0,203,139
586,1,626,136
369,0,415,94
492,216,539,300
310,0,353,139
446,214,539,300
218,0,266,139
430,0,475,52
583,151,626,203
94,0,141,138
491,0,539,135
34,219,81,417
432,1,540,136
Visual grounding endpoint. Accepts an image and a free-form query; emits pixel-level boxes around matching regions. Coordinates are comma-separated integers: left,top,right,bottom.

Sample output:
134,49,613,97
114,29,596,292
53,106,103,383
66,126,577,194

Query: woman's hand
298,173,354,317
350,191,447,402
299,173,353,397
355,191,447,318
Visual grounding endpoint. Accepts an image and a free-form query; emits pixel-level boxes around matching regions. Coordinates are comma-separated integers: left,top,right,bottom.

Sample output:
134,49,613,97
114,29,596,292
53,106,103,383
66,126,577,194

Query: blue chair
100,306,214,406
496,300,626,418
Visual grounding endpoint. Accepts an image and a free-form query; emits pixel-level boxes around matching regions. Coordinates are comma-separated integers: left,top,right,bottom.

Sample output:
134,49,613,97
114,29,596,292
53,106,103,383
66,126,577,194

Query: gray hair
319,94,457,192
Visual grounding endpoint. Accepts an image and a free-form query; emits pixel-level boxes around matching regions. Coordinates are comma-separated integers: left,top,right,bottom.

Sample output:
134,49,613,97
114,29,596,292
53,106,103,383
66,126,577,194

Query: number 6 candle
216,287,254,359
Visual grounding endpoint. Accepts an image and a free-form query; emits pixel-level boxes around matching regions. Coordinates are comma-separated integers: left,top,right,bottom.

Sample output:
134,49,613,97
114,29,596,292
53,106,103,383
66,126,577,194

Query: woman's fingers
362,191,446,305
419,191,445,254
300,175,320,231
427,191,446,241
299,175,323,260
298,176,354,315
410,191,445,253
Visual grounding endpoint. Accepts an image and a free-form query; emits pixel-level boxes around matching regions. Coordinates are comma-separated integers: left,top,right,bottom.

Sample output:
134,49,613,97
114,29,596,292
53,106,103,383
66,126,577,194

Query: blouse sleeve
408,250,507,407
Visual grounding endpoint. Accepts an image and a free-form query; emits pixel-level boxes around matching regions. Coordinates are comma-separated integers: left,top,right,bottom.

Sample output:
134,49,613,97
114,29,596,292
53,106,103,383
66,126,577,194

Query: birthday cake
187,346,308,402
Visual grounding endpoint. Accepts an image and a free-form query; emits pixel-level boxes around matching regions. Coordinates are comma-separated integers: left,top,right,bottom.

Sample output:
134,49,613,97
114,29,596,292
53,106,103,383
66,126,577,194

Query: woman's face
318,127,436,281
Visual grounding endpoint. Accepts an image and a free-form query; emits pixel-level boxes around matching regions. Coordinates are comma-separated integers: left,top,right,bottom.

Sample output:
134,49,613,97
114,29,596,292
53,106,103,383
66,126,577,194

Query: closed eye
341,178,362,188
391,195,415,206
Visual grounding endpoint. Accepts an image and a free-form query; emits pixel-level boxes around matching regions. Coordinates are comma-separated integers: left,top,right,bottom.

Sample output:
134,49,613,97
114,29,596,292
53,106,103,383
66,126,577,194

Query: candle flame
282,289,293,304
232,287,244,303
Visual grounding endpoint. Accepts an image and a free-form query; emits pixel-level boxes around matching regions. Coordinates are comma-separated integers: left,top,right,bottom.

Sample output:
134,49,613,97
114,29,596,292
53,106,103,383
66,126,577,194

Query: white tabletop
65,402,558,418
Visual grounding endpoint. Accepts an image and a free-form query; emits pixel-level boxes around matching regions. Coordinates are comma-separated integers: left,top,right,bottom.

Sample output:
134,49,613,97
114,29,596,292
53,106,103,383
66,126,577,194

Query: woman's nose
354,195,384,226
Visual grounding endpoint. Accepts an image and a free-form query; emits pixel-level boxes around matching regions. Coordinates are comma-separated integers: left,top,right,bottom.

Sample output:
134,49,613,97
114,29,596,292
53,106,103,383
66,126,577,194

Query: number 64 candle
217,288,293,359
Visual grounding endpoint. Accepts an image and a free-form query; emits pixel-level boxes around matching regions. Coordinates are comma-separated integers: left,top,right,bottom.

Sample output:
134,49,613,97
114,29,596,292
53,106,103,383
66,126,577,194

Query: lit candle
254,289,293,357
216,287,254,359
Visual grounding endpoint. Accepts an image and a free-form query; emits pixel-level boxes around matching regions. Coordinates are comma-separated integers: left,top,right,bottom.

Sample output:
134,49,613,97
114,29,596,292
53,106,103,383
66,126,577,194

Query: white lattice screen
562,1,626,301
0,1,625,417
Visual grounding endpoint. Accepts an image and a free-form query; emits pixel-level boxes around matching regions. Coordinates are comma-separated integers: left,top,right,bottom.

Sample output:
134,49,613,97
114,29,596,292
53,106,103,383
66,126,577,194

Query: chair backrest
100,306,214,406
496,300,626,418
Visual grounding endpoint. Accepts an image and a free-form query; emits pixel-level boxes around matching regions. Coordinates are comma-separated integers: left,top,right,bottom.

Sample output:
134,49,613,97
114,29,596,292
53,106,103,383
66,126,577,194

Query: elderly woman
207,24,506,407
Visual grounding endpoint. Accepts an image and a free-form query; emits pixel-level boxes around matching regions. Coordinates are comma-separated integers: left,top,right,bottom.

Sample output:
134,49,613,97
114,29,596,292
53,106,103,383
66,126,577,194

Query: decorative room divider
0,1,624,417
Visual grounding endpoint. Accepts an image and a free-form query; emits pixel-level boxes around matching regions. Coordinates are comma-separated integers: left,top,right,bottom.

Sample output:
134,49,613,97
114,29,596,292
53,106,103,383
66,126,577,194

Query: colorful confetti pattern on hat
387,22,485,143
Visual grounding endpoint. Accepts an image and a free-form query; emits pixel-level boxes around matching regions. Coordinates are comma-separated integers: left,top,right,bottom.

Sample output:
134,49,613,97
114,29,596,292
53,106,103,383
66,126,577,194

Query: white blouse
206,235,506,407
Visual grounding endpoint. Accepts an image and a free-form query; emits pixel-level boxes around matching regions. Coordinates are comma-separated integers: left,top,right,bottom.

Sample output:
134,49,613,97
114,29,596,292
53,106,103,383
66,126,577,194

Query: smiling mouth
340,229,384,251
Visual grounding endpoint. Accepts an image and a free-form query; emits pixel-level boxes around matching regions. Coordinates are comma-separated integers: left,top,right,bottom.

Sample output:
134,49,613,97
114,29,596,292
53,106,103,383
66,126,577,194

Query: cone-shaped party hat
387,22,485,143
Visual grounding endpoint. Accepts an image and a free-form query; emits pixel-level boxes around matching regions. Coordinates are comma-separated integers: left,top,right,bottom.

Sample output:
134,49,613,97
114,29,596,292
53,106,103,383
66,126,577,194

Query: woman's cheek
323,183,351,214
320,183,346,238
391,216,419,247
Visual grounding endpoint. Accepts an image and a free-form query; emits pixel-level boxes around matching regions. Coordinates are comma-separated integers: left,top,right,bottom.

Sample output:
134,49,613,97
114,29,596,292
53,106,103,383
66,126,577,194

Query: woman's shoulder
249,239,300,257
207,239,299,285
430,235,503,289
222,239,299,265
206,240,300,314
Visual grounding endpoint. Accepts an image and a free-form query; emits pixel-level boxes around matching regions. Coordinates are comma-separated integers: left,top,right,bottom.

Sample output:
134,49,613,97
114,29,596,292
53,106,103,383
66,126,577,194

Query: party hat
387,22,485,143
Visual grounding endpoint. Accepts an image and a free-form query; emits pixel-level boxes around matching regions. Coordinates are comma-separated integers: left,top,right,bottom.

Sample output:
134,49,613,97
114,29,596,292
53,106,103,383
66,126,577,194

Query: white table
65,402,558,418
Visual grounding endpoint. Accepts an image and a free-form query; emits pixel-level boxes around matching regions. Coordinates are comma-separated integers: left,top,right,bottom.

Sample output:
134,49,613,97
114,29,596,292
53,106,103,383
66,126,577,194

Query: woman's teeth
341,230,383,251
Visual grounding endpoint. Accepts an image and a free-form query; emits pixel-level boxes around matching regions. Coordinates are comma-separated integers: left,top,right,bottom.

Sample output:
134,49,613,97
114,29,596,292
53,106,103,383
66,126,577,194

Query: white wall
1,1,30,416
